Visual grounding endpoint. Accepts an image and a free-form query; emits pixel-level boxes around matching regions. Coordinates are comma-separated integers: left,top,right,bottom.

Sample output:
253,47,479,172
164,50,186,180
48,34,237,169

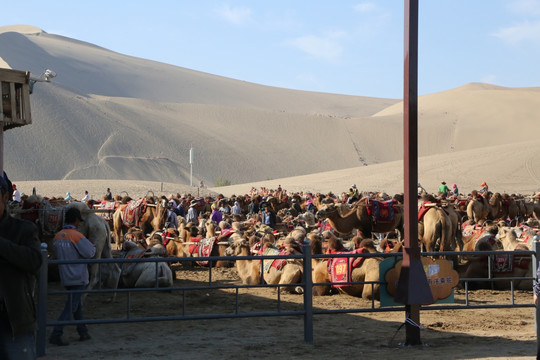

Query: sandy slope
1,24,540,197
13,138,540,201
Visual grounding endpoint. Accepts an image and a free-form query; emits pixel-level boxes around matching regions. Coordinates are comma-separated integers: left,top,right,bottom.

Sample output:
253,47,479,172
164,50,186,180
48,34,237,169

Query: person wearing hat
438,181,450,195
164,200,179,230
0,174,42,359
480,181,488,194
452,184,459,197
186,200,198,224
50,207,96,346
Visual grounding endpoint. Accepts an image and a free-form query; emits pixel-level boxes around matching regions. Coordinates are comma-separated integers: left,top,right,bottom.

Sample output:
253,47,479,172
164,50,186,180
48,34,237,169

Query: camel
308,232,332,296
461,223,501,252
226,236,304,293
496,225,539,251
266,196,289,213
164,228,189,258
456,238,532,291
315,201,403,240
500,193,519,221
310,235,381,299
260,238,304,294
417,202,452,253
488,192,505,221
439,200,461,251
466,191,490,225
174,220,231,268
226,237,261,285
120,241,173,288
112,195,168,249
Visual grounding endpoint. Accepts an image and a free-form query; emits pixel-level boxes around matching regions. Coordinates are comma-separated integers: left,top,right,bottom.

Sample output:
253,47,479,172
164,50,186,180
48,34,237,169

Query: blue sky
4,0,540,98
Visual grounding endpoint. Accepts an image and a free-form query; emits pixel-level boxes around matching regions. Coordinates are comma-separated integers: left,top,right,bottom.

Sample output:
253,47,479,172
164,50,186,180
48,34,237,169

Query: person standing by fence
0,175,42,360
49,208,96,346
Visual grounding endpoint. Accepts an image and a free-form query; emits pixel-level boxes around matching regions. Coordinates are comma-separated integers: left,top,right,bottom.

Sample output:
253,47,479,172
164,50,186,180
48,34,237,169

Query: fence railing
36,242,539,357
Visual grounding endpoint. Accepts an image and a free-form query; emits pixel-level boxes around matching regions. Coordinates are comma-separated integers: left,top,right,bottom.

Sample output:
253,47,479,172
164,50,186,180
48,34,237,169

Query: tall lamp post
189,145,193,187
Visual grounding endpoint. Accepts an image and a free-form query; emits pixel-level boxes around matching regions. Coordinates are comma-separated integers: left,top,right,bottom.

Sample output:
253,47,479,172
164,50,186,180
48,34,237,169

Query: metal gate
36,243,538,357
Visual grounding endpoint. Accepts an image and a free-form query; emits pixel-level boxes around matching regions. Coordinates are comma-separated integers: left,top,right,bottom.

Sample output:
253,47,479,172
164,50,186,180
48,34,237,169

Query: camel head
225,238,250,256
315,204,338,220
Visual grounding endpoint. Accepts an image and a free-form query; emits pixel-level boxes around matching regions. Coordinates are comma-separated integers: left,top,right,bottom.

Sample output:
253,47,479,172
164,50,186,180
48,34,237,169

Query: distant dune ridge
2,24,540,199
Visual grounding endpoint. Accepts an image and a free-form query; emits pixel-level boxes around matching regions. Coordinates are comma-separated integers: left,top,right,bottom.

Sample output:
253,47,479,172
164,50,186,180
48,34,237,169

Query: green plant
214,177,231,187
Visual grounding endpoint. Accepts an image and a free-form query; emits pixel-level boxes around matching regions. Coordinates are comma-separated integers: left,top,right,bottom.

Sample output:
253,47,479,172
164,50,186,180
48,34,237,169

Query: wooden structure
0,68,32,173
1,68,32,130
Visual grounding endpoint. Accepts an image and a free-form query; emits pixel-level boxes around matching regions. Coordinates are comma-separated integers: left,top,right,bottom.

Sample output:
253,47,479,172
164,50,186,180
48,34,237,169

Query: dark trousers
50,285,88,339
0,310,36,360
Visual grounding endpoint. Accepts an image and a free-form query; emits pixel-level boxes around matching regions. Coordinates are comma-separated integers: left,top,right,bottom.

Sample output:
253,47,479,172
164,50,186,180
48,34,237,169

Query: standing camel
315,202,402,239
112,195,167,249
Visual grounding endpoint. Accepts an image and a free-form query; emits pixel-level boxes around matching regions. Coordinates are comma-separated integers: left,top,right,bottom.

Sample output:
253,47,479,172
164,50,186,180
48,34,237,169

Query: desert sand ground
10,180,540,360
39,266,536,360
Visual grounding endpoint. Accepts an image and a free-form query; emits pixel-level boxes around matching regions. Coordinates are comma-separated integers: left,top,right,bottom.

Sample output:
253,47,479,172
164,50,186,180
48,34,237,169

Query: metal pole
303,244,313,343
0,128,3,174
395,0,434,346
189,146,193,187
36,243,49,357
534,241,540,358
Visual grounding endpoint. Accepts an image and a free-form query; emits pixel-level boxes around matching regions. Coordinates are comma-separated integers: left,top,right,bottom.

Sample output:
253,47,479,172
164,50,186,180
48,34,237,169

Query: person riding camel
480,181,488,194
438,181,450,196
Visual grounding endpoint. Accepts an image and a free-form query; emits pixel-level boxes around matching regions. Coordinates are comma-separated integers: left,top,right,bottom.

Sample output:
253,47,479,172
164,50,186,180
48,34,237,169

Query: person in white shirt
231,201,242,215
81,191,90,203
12,184,21,203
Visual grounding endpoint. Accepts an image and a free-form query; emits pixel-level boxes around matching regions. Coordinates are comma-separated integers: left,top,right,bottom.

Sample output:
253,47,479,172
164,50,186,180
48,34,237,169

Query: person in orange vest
49,208,96,346
480,181,488,194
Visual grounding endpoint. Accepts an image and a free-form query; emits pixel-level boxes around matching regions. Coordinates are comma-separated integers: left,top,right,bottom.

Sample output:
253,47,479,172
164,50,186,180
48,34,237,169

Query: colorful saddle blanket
461,223,484,238
102,201,119,221
39,200,65,236
122,199,147,227
260,247,287,273
327,248,369,287
366,199,396,223
161,230,177,247
187,237,216,266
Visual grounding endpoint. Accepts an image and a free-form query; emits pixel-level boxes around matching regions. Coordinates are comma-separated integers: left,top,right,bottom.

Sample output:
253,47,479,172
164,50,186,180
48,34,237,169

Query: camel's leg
278,265,303,294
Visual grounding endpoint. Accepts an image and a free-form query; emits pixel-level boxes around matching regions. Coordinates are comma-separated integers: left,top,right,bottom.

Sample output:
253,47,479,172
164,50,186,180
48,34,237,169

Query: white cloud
493,20,540,44
353,2,377,13
214,4,253,25
287,31,346,62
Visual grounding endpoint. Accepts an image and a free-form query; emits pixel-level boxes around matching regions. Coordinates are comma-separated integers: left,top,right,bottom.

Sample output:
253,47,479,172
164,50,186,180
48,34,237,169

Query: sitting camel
310,235,381,300
461,223,501,252
226,236,262,285
496,224,539,251
120,241,173,288
226,234,304,293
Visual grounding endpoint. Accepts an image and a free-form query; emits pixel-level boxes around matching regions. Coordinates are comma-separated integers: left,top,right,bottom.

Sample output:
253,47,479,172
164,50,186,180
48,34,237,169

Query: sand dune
1,24,540,198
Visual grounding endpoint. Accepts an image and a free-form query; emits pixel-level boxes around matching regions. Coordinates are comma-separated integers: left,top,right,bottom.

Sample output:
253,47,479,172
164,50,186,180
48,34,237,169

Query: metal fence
36,242,539,357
